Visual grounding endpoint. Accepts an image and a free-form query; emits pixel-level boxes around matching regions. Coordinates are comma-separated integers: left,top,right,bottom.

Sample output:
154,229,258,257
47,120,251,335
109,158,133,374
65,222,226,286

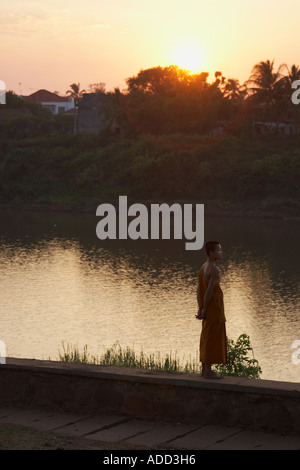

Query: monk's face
211,244,223,261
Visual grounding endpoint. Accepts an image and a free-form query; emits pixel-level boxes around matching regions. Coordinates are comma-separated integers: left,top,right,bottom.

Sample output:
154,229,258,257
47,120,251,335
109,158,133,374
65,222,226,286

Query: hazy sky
1,0,299,95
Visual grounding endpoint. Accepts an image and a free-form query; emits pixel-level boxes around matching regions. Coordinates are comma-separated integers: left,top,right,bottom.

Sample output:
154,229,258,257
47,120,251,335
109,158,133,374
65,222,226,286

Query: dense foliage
0,131,299,214
0,60,299,214
122,61,300,135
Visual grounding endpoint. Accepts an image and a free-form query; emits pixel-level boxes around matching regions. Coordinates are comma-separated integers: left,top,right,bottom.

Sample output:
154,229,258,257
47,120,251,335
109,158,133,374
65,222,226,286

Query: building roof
22,89,70,103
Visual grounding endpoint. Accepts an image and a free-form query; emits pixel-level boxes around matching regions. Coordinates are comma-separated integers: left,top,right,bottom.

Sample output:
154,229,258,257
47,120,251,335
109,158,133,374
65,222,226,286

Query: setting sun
172,43,204,74
2,0,300,95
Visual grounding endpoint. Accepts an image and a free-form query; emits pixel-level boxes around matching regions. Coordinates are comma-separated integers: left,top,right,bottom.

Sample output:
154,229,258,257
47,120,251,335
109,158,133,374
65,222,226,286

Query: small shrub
214,334,262,379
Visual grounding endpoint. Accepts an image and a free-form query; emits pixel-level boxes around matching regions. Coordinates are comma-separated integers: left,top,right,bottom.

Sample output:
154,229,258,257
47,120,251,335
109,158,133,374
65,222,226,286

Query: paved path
1,407,300,450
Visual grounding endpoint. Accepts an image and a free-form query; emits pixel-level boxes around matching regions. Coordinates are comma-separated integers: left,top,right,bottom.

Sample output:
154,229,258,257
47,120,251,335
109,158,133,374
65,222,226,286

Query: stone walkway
1,407,300,450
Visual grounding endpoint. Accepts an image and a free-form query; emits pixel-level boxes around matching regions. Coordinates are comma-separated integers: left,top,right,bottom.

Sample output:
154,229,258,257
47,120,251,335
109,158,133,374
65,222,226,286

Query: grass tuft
58,334,262,379
58,341,199,373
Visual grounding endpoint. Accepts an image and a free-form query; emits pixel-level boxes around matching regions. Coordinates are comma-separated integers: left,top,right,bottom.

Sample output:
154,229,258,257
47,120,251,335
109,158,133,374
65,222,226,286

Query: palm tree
281,64,300,99
66,82,86,105
223,78,246,101
66,83,86,134
246,59,285,115
283,64,300,85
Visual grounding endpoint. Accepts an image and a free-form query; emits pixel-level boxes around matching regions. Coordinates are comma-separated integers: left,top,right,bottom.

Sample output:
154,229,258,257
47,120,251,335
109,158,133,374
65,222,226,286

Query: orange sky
1,0,299,96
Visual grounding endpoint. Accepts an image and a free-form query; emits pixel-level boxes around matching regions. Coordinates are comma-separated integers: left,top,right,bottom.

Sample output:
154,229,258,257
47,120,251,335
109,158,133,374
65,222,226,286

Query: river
0,209,299,382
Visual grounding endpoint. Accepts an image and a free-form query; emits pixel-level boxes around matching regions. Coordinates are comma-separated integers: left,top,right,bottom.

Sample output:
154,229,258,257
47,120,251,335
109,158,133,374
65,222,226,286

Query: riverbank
1,358,300,436
0,133,299,219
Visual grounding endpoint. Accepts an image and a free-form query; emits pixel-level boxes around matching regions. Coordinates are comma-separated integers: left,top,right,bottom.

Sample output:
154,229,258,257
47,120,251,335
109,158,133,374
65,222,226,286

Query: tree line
68,59,300,136
1,59,300,139
118,59,300,135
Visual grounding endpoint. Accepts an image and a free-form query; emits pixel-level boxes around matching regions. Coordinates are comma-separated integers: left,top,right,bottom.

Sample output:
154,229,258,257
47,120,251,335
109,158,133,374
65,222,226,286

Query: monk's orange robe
198,266,227,364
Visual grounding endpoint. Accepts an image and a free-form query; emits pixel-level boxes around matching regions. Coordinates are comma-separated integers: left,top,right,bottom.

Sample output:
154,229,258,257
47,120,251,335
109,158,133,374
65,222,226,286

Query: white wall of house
41,97,75,115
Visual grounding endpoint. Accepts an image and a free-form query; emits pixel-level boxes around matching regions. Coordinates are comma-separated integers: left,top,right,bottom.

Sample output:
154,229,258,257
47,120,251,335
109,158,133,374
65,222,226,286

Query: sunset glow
1,0,300,95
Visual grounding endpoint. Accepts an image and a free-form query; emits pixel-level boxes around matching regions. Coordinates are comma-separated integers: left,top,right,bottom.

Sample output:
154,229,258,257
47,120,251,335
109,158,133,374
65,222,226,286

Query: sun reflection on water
0,214,299,383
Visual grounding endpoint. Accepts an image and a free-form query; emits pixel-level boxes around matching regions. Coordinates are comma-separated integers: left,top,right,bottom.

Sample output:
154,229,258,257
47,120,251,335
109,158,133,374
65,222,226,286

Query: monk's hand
195,309,205,320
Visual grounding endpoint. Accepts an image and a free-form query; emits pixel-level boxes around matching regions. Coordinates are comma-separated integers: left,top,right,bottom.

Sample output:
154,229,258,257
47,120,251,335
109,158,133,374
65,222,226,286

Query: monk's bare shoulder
203,263,220,282
210,265,221,282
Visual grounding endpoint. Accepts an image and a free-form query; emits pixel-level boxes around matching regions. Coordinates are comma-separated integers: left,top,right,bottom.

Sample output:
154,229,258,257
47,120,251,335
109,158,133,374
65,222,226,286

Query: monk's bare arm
200,268,219,318
197,287,201,309
195,287,202,319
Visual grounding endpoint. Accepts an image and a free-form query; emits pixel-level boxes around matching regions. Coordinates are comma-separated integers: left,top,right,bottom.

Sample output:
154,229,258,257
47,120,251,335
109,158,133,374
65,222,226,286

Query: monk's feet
203,370,224,379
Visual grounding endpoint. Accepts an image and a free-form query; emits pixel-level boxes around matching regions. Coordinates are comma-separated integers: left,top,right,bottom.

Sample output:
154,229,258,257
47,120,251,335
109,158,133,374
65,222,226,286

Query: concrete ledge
1,358,300,434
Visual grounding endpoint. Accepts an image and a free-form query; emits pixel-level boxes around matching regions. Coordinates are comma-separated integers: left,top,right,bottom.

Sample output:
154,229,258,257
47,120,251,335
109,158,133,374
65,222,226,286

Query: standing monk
196,241,227,379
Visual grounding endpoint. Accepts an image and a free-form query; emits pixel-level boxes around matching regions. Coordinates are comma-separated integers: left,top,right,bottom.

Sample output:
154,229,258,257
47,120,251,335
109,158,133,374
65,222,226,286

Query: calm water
0,210,299,382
